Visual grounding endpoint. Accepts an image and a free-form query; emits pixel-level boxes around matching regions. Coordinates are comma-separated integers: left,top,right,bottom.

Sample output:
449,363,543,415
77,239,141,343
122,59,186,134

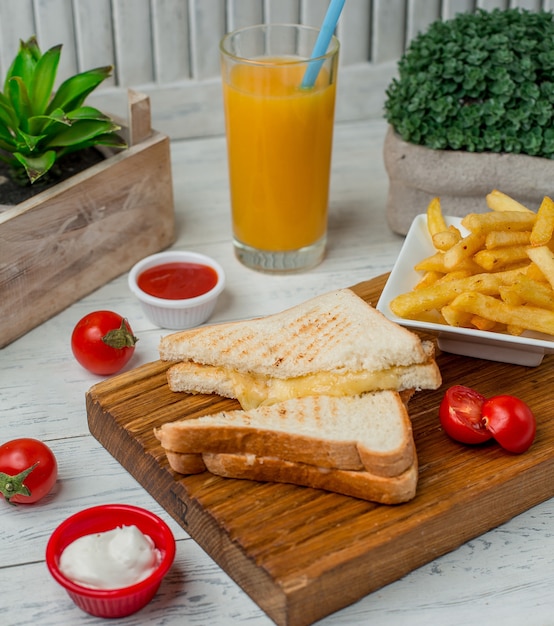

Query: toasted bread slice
155,391,415,478
159,289,440,378
202,452,418,504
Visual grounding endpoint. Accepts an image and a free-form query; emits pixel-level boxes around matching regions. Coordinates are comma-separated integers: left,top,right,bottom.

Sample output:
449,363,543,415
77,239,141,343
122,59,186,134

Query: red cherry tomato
0,438,58,504
482,395,536,454
439,385,492,444
71,311,138,375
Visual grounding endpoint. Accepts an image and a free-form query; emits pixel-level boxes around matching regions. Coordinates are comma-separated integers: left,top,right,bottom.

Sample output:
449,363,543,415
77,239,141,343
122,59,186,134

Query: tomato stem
0,462,38,504
102,319,138,350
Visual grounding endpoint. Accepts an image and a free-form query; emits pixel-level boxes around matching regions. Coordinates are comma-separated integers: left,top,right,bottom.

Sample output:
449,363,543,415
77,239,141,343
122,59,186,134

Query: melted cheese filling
228,367,411,409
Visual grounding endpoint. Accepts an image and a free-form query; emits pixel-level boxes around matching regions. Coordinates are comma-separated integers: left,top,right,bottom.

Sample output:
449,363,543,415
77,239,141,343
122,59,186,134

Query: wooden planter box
383,125,552,235
0,90,175,348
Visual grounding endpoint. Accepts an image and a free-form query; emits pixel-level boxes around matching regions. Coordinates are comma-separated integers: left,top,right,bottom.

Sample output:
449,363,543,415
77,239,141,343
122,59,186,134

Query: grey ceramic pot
383,126,553,235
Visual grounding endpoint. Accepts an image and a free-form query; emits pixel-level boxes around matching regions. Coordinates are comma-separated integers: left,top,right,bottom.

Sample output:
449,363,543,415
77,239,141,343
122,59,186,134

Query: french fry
485,230,530,249
461,212,536,234
441,305,473,327
473,245,530,271
410,309,446,324
415,271,443,290
449,291,554,336
437,270,474,282
414,251,447,273
414,251,481,274
498,286,525,306
486,189,534,213
526,262,548,282
432,225,462,251
389,269,524,318
426,197,447,236
440,305,498,331
530,196,554,246
470,315,498,331
526,245,554,289
443,232,486,271
500,275,554,310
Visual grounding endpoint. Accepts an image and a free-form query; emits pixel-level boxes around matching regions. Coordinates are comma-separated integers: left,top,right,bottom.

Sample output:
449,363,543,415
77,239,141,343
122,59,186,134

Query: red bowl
46,504,175,618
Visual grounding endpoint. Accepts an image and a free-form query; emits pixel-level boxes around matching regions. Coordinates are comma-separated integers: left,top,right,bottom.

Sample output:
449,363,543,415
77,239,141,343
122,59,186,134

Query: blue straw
301,0,345,89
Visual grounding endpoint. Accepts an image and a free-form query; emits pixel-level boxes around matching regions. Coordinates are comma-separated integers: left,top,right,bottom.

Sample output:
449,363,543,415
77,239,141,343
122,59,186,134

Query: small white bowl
377,214,554,367
128,251,225,329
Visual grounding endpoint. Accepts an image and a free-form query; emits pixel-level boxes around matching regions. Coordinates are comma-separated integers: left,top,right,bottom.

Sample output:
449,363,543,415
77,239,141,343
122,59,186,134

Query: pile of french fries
390,190,554,337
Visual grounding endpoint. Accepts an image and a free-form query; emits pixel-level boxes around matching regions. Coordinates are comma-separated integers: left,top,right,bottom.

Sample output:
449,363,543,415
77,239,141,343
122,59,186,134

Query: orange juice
222,59,337,252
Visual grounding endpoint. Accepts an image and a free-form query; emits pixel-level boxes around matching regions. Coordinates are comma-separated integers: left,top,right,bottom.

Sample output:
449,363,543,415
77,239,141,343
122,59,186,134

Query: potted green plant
0,38,175,348
383,8,554,234
0,36,125,192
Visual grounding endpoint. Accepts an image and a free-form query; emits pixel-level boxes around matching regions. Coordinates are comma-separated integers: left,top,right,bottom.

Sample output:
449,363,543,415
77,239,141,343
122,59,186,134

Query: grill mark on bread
260,309,352,367
209,309,352,368
217,330,257,359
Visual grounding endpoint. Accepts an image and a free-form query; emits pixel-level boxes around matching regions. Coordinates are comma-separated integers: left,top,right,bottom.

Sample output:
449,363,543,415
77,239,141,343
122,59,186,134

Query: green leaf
0,122,16,147
24,36,42,63
30,44,61,116
43,107,70,122
14,127,47,153
46,66,112,114
3,38,39,94
93,132,127,148
542,128,554,157
55,132,127,158
28,110,71,136
0,92,13,108
7,76,33,131
13,149,56,183
45,119,120,147
66,106,110,121
0,97,18,131
521,126,542,155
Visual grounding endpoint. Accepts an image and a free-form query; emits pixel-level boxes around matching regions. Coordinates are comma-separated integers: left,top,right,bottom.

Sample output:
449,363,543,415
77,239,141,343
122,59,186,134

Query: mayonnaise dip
59,525,162,589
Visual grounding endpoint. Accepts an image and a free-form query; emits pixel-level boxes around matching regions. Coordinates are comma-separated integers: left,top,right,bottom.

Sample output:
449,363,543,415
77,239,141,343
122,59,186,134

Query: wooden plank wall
0,0,550,140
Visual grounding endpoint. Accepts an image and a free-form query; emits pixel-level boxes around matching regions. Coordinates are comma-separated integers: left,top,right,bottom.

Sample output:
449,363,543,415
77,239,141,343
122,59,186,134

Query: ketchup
137,262,218,300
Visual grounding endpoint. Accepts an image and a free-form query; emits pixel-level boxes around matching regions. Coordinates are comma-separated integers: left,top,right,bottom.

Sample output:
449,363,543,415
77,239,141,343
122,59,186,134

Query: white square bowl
376,214,554,367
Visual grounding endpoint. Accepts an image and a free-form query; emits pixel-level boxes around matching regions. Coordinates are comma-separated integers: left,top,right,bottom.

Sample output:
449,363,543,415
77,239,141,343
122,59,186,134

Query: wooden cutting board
86,275,554,626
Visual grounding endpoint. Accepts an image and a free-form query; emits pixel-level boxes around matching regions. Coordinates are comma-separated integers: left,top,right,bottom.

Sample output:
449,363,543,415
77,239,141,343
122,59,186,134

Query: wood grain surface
86,275,554,626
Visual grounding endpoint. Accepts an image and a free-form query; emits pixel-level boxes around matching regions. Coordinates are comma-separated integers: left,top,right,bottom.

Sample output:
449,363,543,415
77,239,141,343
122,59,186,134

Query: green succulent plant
384,8,554,159
0,36,126,185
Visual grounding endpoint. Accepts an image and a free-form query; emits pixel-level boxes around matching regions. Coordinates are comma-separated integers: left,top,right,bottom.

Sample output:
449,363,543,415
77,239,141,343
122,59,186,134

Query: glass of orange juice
220,24,340,272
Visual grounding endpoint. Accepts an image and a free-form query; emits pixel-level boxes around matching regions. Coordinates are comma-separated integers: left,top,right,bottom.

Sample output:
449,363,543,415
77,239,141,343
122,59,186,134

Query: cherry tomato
439,385,492,444
482,395,536,454
71,310,138,375
0,438,58,504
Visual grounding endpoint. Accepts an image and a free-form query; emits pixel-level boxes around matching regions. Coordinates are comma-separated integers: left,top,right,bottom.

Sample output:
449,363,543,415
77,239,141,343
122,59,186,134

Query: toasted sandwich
155,390,418,504
158,289,441,409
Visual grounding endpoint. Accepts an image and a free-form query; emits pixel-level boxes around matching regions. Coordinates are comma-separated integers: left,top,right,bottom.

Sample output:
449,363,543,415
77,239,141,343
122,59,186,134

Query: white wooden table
1,119,552,626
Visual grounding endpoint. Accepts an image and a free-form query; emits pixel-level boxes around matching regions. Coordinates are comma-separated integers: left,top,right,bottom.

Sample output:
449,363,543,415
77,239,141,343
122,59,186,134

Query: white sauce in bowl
59,525,162,589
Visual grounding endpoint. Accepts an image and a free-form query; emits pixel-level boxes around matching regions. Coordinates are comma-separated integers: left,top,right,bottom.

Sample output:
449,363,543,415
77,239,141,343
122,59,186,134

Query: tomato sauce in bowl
137,262,218,300
128,251,225,329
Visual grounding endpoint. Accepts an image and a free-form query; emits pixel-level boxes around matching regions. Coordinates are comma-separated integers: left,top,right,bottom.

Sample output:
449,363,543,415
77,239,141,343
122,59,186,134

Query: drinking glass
220,23,340,272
